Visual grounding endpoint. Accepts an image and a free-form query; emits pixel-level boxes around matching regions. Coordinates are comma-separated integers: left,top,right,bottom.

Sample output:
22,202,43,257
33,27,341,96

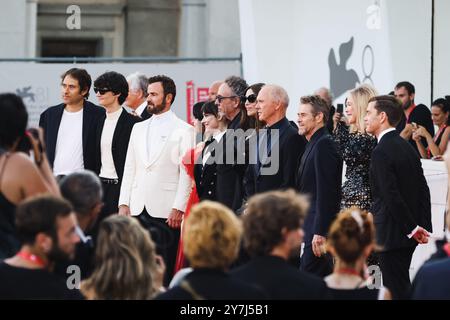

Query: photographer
0,93,59,259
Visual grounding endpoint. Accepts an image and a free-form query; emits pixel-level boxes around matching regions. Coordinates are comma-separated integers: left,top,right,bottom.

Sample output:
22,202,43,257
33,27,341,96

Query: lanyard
16,251,46,267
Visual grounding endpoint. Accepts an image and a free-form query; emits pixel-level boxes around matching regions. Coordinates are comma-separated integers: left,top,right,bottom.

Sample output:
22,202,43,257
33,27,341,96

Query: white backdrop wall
434,0,450,100
239,0,435,121
0,61,241,127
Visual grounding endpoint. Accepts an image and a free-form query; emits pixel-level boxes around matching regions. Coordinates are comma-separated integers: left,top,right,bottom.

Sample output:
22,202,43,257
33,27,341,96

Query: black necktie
256,127,271,171
202,137,215,165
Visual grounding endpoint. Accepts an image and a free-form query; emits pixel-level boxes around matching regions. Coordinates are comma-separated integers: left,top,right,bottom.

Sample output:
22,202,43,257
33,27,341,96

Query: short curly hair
300,95,330,124
242,190,308,257
94,71,129,105
183,201,242,269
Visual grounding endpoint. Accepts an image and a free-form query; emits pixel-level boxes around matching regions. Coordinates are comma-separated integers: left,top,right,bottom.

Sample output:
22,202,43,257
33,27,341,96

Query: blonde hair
327,207,375,264
348,84,378,133
183,201,242,269
81,215,159,300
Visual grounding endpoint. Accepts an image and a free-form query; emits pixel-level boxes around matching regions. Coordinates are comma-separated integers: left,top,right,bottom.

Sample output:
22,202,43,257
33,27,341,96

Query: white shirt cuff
407,225,420,239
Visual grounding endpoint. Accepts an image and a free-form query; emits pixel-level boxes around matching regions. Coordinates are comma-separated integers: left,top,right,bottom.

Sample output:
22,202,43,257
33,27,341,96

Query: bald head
209,80,223,101
314,87,333,106
256,84,289,126
265,84,290,108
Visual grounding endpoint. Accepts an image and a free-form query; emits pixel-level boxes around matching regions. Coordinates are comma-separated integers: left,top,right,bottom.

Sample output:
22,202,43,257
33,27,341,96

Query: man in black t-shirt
0,195,84,299
394,81,434,155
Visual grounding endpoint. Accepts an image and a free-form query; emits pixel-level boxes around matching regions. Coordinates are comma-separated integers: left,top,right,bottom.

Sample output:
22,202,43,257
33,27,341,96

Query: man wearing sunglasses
216,76,248,130
39,68,105,179
214,76,248,212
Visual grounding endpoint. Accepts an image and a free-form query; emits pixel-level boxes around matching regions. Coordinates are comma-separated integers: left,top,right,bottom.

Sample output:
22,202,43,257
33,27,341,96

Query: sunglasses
216,95,238,103
244,94,257,103
94,87,112,95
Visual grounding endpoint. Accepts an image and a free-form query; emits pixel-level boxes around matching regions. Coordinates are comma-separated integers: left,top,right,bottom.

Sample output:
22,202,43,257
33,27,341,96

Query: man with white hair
125,72,151,119
244,84,306,198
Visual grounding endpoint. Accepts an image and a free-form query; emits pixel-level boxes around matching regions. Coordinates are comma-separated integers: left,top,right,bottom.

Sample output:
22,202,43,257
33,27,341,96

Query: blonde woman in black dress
332,84,378,211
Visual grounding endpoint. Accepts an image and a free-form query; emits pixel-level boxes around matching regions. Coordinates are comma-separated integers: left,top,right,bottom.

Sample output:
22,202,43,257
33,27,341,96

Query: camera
16,128,40,154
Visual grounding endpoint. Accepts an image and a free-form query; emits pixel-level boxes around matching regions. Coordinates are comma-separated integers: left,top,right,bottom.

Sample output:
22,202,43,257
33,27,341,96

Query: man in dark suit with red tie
365,95,432,300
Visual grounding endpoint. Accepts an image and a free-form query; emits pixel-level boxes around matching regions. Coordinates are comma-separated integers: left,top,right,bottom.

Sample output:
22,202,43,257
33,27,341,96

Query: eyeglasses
216,95,238,103
244,94,257,103
94,87,112,95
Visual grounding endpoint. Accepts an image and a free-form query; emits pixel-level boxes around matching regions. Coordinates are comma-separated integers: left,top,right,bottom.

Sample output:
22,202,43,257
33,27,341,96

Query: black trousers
378,246,416,300
90,182,121,240
136,208,180,287
99,181,121,219
299,243,333,278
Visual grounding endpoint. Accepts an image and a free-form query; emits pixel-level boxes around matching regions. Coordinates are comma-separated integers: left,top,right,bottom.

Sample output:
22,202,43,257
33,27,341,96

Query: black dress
328,286,382,300
333,123,376,211
0,152,19,259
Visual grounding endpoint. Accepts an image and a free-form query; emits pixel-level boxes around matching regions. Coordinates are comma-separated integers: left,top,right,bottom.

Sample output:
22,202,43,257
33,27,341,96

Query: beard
47,238,75,264
402,99,412,110
147,98,166,115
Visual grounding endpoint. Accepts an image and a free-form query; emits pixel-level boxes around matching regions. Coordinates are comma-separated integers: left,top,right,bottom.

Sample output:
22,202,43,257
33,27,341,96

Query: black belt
100,177,119,185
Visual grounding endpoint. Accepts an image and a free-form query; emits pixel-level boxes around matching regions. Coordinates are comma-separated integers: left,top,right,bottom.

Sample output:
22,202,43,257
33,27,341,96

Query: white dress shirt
100,108,123,179
136,101,147,117
202,130,226,165
53,109,84,175
147,110,173,163
377,127,396,143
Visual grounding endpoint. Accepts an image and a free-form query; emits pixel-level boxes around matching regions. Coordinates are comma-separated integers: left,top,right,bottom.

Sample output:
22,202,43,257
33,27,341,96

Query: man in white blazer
118,75,194,285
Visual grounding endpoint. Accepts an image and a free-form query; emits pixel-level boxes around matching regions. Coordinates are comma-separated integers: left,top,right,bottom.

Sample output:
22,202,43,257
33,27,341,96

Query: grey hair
224,76,248,97
264,84,290,108
59,170,103,216
314,87,333,106
126,72,148,96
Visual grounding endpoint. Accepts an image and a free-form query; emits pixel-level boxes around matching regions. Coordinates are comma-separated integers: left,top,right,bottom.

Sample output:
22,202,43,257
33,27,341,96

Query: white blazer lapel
147,113,174,166
140,118,152,167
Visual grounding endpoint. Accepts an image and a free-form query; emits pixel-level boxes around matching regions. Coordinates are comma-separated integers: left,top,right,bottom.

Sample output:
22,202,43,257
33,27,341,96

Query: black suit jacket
155,268,267,300
369,130,432,251
140,106,152,120
228,111,242,130
295,127,342,243
94,108,141,180
231,255,329,300
411,257,450,299
194,132,246,212
39,100,105,172
244,118,306,197
194,139,217,202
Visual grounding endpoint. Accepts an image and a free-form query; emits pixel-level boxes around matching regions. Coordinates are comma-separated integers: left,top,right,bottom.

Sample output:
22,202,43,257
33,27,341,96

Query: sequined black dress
333,122,377,211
